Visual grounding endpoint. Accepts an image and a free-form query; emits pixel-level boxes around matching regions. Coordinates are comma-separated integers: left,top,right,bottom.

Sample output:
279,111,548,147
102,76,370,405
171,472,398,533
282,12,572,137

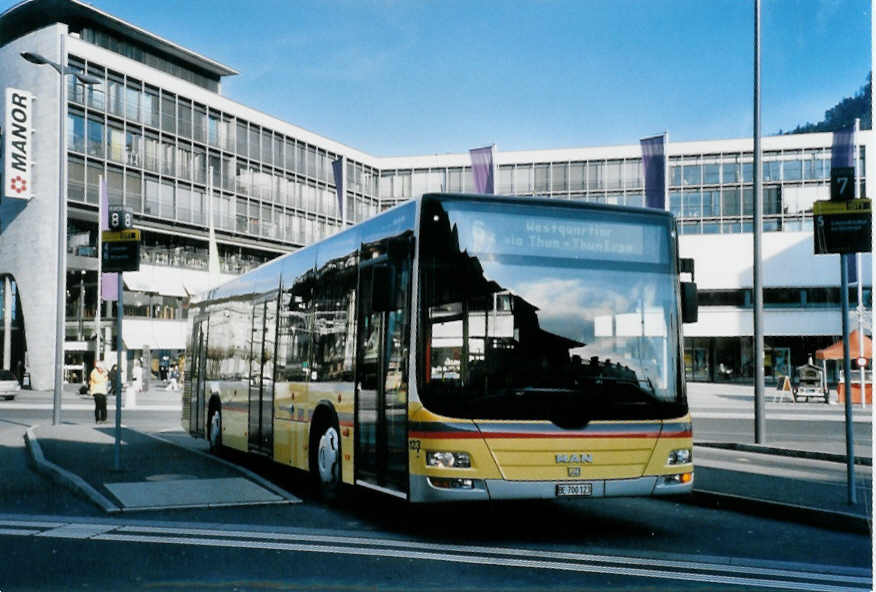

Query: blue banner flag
640,135,666,210
469,146,494,194
831,126,854,169
332,157,344,219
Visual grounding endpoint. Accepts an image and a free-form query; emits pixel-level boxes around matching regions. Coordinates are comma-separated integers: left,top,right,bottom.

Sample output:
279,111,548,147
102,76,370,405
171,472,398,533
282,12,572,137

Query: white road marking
93,532,869,592
112,524,870,584
36,523,117,538
0,528,41,535
0,517,869,591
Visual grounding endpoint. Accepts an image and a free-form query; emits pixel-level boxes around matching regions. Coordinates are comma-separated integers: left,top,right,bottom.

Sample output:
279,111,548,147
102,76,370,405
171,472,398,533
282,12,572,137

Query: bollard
125,384,137,409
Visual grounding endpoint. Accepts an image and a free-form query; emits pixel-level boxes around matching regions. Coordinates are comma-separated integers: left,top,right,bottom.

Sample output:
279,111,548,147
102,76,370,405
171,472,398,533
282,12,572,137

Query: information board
813,199,872,255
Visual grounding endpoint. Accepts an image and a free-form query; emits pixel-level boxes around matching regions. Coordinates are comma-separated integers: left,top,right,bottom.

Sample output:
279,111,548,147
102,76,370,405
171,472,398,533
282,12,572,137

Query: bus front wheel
311,420,342,500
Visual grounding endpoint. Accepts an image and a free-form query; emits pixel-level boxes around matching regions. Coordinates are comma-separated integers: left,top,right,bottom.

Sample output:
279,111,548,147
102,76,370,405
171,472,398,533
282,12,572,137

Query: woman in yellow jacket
89,362,109,423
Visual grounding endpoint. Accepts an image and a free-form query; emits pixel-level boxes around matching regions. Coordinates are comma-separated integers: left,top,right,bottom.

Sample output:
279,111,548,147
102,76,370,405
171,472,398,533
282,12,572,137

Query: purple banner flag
332,157,344,219
469,146,494,194
99,176,118,301
640,135,666,210
831,126,854,169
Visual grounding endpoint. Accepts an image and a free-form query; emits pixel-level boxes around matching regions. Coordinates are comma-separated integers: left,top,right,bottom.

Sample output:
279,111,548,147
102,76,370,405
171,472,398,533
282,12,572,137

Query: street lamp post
21,41,100,425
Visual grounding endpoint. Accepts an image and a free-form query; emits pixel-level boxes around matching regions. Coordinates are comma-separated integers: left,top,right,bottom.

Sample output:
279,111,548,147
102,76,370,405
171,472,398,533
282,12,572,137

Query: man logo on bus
556,453,593,464
9,175,26,194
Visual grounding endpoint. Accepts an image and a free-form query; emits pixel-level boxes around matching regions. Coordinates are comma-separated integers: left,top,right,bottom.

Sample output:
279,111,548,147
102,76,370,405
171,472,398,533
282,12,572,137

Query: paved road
0,388,871,591
0,515,870,592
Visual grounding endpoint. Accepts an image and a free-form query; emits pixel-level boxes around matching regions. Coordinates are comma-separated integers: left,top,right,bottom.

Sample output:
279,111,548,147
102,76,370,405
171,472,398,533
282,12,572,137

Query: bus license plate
556,483,592,497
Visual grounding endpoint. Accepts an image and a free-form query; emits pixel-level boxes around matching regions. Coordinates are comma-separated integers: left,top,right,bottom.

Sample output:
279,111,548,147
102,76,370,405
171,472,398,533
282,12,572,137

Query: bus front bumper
409,473,693,503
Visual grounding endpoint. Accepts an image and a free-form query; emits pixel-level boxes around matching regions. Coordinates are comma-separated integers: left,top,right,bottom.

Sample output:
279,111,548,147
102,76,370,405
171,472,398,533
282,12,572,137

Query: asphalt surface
5,381,874,533
0,381,872,592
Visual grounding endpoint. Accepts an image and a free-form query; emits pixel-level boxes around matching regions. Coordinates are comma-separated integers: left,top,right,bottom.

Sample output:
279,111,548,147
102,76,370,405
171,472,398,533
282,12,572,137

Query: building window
194,106,206,144
177,101,192,139
107,166,124,207
67,110,85,153
125,128,142,167
161,140,175,176
682,189,701,217
551,162,568,192
126,170,142,212
160,92,175,134
588,162,603,190
87,118,104,157
68,156,85,202
125,82,140,122
144,133,159,172
144,176,159,215
143,88,159,128
87,68,105,111
86,161,102,204
703,163,720,185
107,75,124,117
107,123,124,163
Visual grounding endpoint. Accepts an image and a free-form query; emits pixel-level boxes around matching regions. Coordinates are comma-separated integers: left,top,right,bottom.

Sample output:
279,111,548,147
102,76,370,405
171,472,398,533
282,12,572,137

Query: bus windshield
418,197,684,424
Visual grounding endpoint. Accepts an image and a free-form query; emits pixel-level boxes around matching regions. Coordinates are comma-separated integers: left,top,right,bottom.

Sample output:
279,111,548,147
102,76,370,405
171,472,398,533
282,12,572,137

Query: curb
685,489,871,535
24,426,121,513
695,442,872,466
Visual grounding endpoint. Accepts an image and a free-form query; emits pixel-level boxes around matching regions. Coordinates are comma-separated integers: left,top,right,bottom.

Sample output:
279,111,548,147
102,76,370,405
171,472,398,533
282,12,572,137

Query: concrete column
3,276,11,370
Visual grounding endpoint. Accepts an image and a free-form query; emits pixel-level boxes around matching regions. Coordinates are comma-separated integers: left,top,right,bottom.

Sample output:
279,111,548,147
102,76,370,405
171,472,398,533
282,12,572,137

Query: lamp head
20,51,49,65
74,72,102,85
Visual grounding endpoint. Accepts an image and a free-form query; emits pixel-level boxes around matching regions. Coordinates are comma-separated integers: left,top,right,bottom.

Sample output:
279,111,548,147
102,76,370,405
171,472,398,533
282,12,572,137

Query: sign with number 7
830,166,855,201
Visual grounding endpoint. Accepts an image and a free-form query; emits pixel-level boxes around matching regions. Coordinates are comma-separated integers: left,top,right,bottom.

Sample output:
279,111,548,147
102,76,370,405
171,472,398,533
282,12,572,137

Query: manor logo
4,88,32,200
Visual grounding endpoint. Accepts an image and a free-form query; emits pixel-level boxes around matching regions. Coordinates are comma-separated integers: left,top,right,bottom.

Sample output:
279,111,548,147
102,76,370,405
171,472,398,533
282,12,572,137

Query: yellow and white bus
184,193,697,502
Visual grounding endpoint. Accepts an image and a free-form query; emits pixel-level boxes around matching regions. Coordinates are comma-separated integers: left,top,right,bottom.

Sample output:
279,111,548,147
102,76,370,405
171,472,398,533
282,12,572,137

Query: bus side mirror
681,282,698,324
371,264,396,312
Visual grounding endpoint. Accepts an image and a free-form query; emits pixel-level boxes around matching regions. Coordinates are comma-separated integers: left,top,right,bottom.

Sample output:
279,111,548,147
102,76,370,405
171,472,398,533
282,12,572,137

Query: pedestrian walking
132,359,143,393
109,363,121,404
166,365,180,391
89,361,108,424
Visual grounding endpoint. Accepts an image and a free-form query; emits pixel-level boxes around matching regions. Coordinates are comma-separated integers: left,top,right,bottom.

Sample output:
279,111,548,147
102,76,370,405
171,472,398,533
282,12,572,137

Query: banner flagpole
95,175,103,362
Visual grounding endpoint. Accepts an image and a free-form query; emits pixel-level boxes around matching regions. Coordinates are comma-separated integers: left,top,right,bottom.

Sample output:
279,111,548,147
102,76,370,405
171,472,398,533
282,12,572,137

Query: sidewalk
686,382,872,533
4,382,184,411
25,423,299,513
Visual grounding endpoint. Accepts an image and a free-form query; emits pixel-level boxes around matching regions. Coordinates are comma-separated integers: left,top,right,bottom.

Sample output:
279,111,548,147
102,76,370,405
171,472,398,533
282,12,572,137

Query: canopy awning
815,330,872,360
124,267,187,298
122,319,187,351
123,265,233,299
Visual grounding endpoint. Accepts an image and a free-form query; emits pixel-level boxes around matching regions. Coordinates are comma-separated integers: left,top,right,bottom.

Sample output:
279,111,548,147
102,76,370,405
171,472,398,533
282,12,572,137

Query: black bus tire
310,417,342,500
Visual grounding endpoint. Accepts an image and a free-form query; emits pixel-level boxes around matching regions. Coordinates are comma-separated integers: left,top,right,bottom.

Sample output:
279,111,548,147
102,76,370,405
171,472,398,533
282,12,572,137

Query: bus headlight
426,451,471,468
667,448,692,465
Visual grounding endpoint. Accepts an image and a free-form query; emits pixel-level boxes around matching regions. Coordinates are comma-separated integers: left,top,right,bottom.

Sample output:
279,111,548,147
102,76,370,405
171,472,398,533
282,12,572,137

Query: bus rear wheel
311,421,342,500
208,406,223,454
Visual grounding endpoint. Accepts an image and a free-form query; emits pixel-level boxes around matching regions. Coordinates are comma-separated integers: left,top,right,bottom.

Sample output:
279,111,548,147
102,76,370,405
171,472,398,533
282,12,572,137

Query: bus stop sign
813,199,871,255
101,228,141,272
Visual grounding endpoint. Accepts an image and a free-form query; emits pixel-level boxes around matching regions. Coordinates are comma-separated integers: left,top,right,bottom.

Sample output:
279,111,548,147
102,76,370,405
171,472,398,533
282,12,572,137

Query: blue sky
7,0,871,156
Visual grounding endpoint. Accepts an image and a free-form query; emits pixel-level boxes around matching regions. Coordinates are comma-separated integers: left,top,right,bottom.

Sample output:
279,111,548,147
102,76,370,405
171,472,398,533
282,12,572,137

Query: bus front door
356,259,410,496
248,297,277,455
189,318,208,437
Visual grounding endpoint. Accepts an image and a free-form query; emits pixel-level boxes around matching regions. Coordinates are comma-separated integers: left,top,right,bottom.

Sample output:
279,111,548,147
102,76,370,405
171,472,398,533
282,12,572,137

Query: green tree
784,72,871,134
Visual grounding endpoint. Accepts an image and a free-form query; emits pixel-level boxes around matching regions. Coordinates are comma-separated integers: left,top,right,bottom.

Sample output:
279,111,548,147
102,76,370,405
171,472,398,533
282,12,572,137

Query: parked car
0,369,21,400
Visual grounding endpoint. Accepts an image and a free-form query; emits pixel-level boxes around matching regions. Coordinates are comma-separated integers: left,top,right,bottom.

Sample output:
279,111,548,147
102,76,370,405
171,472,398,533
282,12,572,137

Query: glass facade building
0,0,871,390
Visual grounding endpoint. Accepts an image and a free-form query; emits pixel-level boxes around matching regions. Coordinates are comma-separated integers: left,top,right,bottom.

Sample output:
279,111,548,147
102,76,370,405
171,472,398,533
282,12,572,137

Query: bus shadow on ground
218,446,666,545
